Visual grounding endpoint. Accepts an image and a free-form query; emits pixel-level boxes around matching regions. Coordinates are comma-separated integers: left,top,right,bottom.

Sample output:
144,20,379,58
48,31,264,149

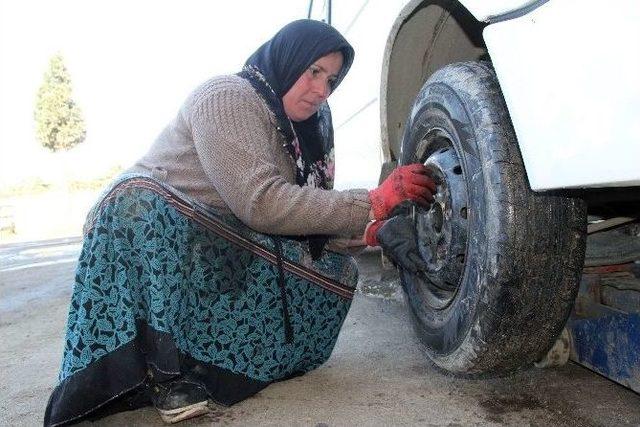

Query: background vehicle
379,0,640,386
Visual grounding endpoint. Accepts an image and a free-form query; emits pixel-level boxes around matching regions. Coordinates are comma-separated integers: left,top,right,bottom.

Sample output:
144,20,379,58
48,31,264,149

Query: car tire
399,61,587,375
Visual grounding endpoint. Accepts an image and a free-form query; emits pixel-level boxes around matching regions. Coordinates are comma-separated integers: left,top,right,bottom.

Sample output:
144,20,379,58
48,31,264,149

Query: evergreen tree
34,54,86,152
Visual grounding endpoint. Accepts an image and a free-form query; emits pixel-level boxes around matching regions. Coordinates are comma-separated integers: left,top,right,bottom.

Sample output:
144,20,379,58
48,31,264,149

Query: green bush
34,54,86,152
0,178,51,197
67,166,124,191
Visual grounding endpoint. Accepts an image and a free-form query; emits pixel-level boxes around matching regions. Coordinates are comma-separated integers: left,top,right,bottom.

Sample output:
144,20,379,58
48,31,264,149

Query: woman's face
283,51,344,122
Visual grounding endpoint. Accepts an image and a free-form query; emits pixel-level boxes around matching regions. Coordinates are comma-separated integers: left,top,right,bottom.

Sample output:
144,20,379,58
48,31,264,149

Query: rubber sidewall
398,61,586,374
400,79,488,357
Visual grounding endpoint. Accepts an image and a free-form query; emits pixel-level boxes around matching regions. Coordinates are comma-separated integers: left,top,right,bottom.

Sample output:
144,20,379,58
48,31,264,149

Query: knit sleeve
189,80,371,236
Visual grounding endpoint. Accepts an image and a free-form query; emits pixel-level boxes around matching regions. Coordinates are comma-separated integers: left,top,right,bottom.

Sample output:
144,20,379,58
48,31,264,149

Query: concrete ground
1,242,640,426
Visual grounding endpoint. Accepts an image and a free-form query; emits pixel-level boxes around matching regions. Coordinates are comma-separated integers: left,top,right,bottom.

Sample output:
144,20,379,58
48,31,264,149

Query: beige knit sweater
126,75,371,238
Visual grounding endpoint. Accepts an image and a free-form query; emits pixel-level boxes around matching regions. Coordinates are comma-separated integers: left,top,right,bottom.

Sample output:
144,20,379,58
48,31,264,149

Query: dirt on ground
1,247,640,426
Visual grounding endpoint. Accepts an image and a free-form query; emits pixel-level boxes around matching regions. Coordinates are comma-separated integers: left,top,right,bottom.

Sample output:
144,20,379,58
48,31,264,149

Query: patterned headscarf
238,19,354,190
237,19,355,258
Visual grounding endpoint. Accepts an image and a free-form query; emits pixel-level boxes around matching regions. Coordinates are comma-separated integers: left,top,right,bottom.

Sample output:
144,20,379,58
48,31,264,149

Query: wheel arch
380,0,487,164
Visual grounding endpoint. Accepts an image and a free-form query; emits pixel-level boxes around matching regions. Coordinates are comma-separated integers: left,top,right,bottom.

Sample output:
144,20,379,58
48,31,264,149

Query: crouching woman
44,19,435,426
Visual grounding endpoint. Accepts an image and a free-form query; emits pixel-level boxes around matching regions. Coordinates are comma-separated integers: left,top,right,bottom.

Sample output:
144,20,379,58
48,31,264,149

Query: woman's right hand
368,164,436,220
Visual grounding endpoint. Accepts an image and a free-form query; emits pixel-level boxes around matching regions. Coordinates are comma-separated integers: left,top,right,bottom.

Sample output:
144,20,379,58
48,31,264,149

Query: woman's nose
312,78,330,99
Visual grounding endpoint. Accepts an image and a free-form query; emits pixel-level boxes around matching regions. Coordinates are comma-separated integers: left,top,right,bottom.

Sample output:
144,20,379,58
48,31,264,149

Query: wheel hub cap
415,145,469,306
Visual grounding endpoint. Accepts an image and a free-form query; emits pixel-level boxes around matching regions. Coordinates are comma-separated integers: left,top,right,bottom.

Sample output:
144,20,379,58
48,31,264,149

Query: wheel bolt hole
453,165,462,175
460,207,467,219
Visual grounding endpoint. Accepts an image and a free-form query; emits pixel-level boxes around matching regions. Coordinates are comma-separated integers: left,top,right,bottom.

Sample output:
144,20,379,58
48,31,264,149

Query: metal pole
307,0,314,19
327,0,332,25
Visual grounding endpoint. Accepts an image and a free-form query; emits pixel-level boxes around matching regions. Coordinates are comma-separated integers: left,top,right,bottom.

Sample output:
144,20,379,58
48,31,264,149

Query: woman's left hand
364,215,427,273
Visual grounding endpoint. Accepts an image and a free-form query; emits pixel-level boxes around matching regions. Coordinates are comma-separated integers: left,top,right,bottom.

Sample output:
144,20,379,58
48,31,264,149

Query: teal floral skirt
45,175,357,426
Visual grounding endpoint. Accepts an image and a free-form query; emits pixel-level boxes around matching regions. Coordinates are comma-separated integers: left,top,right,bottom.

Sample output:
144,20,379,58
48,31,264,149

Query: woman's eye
309,67,320,77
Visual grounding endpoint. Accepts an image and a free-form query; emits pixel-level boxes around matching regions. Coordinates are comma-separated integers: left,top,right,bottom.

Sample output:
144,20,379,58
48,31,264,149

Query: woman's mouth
302,100,317,108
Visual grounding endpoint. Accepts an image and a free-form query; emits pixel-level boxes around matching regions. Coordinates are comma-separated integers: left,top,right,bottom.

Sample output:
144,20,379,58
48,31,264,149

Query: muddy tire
399,61,587,375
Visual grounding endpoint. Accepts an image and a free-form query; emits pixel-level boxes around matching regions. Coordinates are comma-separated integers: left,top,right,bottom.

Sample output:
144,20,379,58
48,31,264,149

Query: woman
44,19,435,426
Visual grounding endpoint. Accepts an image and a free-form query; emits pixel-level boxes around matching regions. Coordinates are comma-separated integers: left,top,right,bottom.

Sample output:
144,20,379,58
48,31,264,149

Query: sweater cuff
347,189,372,235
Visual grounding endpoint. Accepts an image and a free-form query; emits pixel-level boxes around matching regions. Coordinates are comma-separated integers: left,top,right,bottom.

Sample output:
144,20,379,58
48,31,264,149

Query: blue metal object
567,264,640,393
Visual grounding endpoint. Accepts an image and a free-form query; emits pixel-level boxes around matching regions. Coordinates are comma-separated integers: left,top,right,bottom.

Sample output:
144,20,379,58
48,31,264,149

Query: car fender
381,0,640,190
380,0,535,166
483,0,640,189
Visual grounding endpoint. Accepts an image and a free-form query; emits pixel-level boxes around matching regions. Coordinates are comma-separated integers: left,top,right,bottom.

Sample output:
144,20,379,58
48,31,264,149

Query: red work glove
364,220,386,247
368,164,436,220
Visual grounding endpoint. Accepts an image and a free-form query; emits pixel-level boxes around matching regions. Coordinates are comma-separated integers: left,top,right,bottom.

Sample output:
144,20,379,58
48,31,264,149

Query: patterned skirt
44,175,358,426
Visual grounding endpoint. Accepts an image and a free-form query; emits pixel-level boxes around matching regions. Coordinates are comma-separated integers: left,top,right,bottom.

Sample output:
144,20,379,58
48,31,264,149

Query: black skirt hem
44,321,269,426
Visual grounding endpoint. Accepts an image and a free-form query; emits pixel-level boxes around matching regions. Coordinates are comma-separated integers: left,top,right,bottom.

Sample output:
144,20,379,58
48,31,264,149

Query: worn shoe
150,378,209,424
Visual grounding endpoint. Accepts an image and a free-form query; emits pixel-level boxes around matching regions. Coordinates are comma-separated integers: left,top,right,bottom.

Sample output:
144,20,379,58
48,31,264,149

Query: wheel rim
414,128,469,310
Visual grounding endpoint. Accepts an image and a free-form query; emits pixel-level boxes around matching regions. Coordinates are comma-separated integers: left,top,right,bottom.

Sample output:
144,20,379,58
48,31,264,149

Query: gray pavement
1,242,640,426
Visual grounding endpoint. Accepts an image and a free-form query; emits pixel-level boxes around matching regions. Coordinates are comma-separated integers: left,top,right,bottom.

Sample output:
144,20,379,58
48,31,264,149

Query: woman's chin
290,110,317,122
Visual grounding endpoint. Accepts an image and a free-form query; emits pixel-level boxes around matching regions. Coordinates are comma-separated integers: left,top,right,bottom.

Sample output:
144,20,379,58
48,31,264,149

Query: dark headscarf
237,19,355,258
238,19,354,187
243,19,354,98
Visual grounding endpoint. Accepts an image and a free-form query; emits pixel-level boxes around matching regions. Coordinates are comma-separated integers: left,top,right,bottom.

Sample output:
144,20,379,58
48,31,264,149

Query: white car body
381,0,640,191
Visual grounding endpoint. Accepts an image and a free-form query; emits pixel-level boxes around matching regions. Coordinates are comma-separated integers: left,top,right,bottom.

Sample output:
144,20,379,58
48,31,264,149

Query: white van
313,0,639,378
